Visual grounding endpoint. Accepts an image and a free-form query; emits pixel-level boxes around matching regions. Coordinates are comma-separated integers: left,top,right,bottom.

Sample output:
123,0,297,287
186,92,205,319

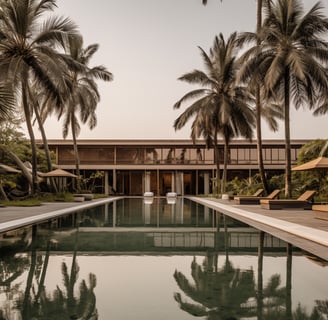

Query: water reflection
174,253,288,319
0,198,327,319
0,224,98,320
79,198,217,228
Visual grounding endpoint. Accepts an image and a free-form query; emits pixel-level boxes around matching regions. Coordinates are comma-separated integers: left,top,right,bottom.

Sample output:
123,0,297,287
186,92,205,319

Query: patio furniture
233,188,264,199
260,190,316,210
312,204,328,221
234,189,280,205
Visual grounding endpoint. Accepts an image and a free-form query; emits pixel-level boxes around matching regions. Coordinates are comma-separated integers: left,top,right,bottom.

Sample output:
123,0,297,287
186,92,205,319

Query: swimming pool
0,197,327,319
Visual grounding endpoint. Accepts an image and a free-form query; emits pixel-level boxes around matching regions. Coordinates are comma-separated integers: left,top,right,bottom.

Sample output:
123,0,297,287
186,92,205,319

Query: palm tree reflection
11,224,98,319
174,254,256,319
174,251,288,319
36,261,98,320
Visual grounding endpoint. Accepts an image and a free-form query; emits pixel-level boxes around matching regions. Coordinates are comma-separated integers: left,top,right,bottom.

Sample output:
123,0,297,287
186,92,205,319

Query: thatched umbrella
41,169,77,192
291,157,328,171
42,168,78,178
292,157,328,195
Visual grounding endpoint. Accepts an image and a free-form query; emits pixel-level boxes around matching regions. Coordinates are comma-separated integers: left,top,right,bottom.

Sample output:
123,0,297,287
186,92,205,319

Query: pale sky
34,0,328,140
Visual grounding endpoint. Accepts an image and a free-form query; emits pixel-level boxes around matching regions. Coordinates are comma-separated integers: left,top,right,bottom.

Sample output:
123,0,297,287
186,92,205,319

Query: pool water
0,197,327,319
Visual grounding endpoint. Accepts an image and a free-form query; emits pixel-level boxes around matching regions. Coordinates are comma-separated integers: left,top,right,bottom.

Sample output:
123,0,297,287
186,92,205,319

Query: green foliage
297,139,328,164
49,192,74,202
226,174,263,195
292,139,328,201
0,121,56,193
81,171,105,193
93,194,109,199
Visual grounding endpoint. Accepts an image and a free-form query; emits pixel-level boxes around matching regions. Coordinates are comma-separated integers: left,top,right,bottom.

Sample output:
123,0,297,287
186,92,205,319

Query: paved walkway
0,197,120,233
1,196,327,260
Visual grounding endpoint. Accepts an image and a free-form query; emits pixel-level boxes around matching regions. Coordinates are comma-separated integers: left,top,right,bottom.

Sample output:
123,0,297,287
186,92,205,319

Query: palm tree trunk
71,118,81,191
222,136,229,194
0,183,8,201
22,225,37,319
35,239,51,303
0,145,33,186
257,231,264,319
22,83,39,195
255,0,270,195
284,69,292,198
286,244,292,320
34,105,53,172
33,102,58,192
213,128,220,197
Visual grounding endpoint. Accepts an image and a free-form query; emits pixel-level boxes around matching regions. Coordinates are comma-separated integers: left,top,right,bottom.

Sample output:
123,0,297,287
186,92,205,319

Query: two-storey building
41,139,309,196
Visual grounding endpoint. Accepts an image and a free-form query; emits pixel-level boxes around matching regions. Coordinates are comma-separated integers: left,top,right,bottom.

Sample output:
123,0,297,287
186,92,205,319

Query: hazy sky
36,0,328,140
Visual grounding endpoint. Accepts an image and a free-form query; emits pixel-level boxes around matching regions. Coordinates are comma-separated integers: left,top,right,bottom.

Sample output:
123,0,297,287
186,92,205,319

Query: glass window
162,148,175,164
145,148,159,164
264,148,271,162
238,148,246,161
190,148,204,163
278,148,285,161
117,148,144,164
230,148,238,163
204,148,214,163
271,148,279,163
250,148,257,162
176,148,188,163
59,147,74,161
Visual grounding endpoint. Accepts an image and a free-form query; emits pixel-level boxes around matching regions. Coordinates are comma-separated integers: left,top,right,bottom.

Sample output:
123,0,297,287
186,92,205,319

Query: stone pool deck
190,197,328,261
1,196,328,260
0,197,121,233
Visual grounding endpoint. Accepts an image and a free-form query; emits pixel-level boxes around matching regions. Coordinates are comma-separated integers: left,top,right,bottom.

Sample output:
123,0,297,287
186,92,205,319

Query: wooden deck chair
233,188,264,200
260,190,316,210
234,189,281,205
312,204,328,221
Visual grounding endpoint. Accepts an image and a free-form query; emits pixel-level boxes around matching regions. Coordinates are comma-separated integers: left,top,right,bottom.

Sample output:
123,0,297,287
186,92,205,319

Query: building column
144,171,151,193
113,169,117,192
196,170,199,195
104,171,109,195
157,169,160,196
204,172,210,195
176,172,184,195
171,172,175,193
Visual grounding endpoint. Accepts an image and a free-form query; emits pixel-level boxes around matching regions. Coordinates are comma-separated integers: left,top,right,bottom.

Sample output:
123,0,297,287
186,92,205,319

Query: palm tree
50,36,113,191
238,0,328,197
174,33,255,195
0,0,80,194
201,0,274,195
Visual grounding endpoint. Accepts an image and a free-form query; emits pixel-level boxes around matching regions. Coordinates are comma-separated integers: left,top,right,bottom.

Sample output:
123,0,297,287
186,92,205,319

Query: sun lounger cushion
260,190,316,210
312,205,328,221
234,189,280,205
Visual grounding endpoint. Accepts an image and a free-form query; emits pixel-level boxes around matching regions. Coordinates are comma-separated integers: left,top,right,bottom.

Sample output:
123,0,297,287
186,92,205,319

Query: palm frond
87,66,113,82
37,16,79,48
173,88,208,109
178,69,214,87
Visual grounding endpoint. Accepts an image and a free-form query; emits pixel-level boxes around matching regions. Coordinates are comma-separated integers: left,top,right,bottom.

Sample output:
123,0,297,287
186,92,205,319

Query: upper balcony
43,139,306,169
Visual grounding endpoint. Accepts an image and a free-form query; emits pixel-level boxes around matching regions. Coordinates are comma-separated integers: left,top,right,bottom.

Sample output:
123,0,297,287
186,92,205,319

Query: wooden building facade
41,139,309,196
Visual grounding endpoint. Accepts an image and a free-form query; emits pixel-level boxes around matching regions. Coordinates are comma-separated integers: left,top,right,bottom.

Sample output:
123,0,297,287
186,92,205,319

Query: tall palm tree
0,0,79,194
50,36,113,191
174,33,255,195
201,0,274,195
238,0,328,197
